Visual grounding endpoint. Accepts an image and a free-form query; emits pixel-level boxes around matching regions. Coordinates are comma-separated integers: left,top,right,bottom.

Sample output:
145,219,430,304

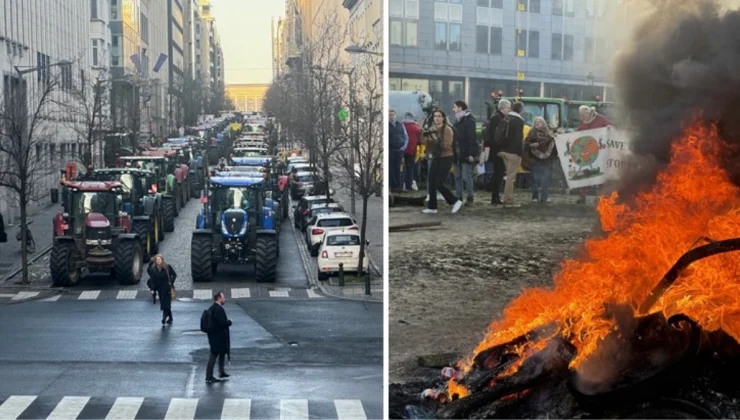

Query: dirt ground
389,190,601,383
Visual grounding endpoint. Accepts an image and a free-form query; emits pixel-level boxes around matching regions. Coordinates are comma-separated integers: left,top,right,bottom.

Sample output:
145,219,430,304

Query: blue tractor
191,176,279,282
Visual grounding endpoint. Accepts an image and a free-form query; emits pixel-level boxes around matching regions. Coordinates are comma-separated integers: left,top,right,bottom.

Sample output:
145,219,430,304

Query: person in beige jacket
421,109,463,214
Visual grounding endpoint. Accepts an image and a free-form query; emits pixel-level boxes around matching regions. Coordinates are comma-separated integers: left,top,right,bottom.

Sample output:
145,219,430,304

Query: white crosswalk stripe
105,397,143,420
47,396,90,420
269,291,289,298
0,395,37,419
334,400,367,420
220,398,251,420
307,289,323,298
41,295,61,302
0,293,16,298
193,289,211,300
78,290,101,300
116,290,137,300
231,288,251,299
12,291,38,301
280,399,308,420
164,398,198,420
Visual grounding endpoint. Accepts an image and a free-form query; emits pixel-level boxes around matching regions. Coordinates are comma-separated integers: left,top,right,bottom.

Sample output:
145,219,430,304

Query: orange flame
451,121,740,395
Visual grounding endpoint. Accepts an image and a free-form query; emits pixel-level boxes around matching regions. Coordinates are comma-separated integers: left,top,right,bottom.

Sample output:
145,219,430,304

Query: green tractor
484,96,615,132
93,168,166,258
119,156,180,231
191,175,279,283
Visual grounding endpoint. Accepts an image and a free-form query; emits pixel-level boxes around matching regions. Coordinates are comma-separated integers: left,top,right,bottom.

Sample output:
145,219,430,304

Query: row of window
392,0,614,18
34,143,89,164
391,21,605,62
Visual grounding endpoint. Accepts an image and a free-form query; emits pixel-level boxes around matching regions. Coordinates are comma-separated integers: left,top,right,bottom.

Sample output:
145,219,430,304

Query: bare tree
65,67,111,167
0,68,61,284
333,52,383,274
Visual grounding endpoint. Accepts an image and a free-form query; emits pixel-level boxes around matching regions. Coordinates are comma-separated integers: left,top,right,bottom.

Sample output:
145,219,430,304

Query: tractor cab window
522,103,560,129
71,192,117,234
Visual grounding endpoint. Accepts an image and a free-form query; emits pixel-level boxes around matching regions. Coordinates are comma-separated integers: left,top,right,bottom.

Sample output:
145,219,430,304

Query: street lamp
13,60,72,76
310,65,357,215
344,45,382,57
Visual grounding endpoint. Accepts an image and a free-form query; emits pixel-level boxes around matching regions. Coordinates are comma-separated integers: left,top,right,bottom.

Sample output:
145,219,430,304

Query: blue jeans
454,162,474,199
389,151,403,189
403,154,416,190
529,161,552,202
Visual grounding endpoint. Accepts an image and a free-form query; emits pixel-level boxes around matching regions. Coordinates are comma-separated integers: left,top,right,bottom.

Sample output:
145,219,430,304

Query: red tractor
50,181,144,287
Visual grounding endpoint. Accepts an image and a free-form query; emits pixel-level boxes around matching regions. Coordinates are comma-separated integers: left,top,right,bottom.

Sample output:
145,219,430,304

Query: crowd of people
388,100,613,213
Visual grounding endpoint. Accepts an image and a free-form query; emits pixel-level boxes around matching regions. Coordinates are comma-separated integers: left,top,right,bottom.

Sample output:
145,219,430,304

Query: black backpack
200,308,214,333
493,116,511,148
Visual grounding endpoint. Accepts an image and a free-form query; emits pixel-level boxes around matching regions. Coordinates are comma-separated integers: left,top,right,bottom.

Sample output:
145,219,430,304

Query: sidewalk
0,200,62,283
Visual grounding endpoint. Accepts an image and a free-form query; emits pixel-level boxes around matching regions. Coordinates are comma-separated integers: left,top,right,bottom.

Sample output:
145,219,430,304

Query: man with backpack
493,101,526,207
201,291,232,383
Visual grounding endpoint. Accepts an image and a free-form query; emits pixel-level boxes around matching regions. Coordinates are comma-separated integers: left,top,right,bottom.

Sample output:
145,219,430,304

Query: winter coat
422,125,455,159
388,121,407,151
402,121,421,156
485,111,506,158
453,112,478,163
498,111,525,156
207,303,232,355
577,113,612,131
147,263,176,310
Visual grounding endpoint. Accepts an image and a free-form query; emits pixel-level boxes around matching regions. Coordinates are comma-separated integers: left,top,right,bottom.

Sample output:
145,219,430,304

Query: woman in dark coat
147,254,176,325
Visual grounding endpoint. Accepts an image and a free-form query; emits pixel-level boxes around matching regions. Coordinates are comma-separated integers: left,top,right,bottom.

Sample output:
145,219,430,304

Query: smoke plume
613,0,740,191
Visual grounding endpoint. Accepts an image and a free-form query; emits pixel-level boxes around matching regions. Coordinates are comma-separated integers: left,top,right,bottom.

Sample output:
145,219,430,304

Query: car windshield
317,218,353,227
327,235,361,246
312,208,338,215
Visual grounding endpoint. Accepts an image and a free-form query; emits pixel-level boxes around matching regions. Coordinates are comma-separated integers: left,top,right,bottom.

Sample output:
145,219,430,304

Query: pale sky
211,0,285,85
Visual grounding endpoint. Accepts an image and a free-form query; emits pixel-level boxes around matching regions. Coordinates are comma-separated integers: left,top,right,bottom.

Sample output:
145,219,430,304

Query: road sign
517,72,525,80
518,50,525,57
338,108,349,121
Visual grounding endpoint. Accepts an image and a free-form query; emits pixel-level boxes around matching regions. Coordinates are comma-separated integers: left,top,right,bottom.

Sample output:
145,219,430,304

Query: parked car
286,162,311,175
293,195,335,230
301,203,345,232
290,171,319,200
317,229,369,280
305,212,358,256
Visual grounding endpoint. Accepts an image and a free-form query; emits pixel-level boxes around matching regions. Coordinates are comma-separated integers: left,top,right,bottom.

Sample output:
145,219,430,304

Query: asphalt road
0,298,382,419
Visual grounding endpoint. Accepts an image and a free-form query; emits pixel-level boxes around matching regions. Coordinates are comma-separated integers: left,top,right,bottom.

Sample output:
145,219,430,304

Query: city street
0,197,382,419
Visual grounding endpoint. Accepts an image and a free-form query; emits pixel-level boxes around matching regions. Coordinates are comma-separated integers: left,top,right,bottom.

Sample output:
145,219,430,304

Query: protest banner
554,127,635,189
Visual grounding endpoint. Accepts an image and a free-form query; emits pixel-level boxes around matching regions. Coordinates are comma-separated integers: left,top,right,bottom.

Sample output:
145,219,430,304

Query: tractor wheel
163,199,176,232
132,220,152,261
174,191,181,217
114,239,143,285
255,235,278,283
211,262,219,274
191,234,213,282
50,242,81,287
156,211,165,243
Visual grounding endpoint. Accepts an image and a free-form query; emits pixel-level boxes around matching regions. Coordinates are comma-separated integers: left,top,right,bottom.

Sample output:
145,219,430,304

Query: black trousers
428,157,457,210
162,307,172,321
490,154,506,203
206,351,226,378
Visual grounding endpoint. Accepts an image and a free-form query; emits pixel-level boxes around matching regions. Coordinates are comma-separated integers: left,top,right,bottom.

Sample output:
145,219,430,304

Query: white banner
554,127,635,189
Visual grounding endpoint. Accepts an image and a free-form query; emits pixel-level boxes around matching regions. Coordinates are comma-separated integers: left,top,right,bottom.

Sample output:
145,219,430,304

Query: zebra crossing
0,287,328,303
0,395,378,419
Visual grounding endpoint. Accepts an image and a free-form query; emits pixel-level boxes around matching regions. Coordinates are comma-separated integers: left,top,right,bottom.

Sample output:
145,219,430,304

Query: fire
450,121,740,395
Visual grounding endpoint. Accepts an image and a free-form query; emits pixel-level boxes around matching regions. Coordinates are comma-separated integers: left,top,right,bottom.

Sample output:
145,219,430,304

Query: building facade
389,0,629,118
166,0,186,132
147,0,170,136
0,0,91,219
343,0,382,53
226,84,269,113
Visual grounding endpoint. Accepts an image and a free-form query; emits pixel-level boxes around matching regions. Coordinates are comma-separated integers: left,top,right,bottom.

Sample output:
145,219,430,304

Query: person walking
422,109,463,214
146,255,177,325
523,117,556,204
402,112,421,192
485,100,511,205
452,101,478,204
205,291,232,383
388,109,408,192
575,105,613,204
494,101,525,208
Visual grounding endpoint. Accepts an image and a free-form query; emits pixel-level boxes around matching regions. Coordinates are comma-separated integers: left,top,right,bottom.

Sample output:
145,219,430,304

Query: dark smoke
613,0,740,193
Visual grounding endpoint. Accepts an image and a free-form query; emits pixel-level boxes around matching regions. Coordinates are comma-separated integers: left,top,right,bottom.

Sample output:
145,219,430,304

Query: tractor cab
58,181,125,238
93,169,158,215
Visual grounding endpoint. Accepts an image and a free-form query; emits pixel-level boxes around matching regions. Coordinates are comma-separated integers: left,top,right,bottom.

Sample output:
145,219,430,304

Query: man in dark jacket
388,109,408,191
495,101,525,207
452,100,477,204
485,99,511,205
206,291,232,383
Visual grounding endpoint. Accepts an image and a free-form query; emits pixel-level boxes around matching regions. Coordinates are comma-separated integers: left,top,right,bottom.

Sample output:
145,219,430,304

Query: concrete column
464,77,470,105
540,82,545,97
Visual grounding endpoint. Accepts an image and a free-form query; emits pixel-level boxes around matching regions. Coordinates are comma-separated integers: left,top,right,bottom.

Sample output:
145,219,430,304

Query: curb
288,199,382,303
0,244,53,284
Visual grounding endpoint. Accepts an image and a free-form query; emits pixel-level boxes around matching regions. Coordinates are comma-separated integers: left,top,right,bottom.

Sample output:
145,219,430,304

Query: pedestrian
494,101,525,208
452,100,478,204
523,116,556,204
388,109,408,192
402,112,421,192
205,291,232,383
146,254,176,325
575,105,613,204
485,99,511,205
0,211,6,243
421,109,463,214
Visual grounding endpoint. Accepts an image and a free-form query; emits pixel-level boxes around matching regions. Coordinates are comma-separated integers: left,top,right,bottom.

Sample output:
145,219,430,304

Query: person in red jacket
576,105,613,204
402,112,422,191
